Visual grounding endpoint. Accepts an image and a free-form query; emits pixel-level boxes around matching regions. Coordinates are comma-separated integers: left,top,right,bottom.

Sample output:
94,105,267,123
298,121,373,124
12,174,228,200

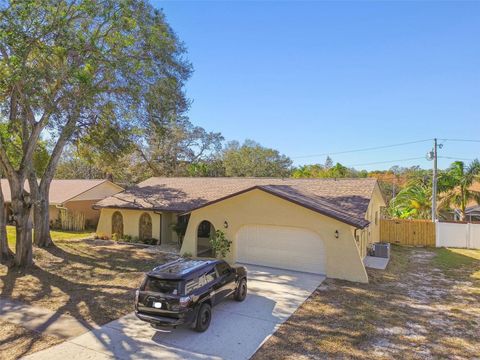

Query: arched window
111,211,124,238
139,212,152,240
197,220,214,257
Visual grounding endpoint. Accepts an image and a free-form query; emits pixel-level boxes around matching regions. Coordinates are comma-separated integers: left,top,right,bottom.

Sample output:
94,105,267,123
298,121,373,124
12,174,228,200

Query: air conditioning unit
374,243,390,259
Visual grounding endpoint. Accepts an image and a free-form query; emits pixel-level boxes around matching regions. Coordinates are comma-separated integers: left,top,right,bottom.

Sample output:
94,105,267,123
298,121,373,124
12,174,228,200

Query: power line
346,157,427,167
439,156,475,161
440,139,480,143
291,139,432,159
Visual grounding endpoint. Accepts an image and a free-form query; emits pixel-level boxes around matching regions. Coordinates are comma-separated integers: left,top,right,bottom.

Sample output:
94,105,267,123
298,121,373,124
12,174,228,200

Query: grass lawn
253,246,480,360
6,225,93,249
0,237,176,359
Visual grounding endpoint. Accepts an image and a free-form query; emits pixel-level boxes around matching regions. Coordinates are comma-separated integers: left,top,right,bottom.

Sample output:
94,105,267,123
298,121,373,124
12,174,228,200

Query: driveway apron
24,265,325,360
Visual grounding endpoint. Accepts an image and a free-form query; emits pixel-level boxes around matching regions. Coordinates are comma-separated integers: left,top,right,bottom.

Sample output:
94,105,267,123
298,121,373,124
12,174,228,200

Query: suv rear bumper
135,310,194,327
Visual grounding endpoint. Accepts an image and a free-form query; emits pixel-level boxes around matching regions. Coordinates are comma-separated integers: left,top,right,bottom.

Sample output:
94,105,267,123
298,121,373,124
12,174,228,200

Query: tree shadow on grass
0,239,177,359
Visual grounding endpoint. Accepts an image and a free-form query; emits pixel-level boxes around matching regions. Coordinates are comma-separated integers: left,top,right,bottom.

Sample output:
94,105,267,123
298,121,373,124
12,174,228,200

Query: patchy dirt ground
253,246,480,360
0,320,64,360
0,238,176,359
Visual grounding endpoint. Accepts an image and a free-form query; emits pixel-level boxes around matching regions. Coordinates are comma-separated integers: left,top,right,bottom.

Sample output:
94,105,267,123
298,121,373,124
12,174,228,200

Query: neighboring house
464,206,480,222
451,182,480,222
95,177,385,283
2,179,124,229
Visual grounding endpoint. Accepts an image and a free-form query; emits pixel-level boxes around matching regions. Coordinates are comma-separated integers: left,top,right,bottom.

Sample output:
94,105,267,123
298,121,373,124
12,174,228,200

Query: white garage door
236,225,326,274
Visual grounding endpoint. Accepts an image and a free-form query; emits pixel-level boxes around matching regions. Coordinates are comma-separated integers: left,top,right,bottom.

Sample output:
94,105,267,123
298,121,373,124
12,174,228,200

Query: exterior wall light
224,220,229,229
335,230,339,239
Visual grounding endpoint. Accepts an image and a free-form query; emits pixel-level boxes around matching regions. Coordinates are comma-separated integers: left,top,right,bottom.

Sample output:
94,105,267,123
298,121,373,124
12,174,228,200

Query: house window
375,211,378,225
139,212,153,240
111,211,123,238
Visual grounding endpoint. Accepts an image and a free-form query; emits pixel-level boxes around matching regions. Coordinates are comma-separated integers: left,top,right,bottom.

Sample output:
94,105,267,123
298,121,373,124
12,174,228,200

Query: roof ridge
142,176,377,181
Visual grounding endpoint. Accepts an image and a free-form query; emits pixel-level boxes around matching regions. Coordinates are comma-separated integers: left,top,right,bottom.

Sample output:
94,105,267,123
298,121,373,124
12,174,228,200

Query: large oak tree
0,0,191,266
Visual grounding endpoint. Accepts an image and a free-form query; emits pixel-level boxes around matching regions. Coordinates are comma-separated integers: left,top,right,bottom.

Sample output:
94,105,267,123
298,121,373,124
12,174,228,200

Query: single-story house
449,182,480,222
464,205,480,222
1,179,124,229
95,177,385,283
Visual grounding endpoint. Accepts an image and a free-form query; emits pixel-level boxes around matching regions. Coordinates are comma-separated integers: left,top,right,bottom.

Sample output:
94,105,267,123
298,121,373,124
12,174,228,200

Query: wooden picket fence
60,209,85,231
380,219,436,247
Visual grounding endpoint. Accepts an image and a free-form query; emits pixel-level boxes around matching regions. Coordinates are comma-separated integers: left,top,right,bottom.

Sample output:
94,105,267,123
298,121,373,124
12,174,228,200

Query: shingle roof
466,205,480,215
95,177,378,228
467,182,480,207
1,179,117,204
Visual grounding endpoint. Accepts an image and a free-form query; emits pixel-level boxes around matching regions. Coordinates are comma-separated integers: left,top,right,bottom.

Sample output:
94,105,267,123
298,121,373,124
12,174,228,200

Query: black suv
135,258,247,332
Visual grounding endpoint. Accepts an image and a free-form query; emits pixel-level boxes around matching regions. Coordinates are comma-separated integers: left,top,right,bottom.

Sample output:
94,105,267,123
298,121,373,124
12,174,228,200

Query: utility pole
432,138,438,222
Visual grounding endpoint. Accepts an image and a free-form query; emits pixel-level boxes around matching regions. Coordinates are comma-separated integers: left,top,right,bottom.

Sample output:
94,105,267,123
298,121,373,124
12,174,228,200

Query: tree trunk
6,175,34,268
33,191,52,247
0,180,14,265
11,197,33,267
29,175,52,247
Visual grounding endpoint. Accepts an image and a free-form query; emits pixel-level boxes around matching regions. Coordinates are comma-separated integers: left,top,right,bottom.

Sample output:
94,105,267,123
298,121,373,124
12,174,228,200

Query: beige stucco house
95,177,385,283
2,179,124,229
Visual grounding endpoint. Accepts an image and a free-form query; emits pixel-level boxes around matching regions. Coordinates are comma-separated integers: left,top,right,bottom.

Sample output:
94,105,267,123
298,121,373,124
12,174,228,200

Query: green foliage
142,237,157,245
170,221,188,246
0,0,192,176
0,124,49,176
111,233,156,245
222,140,292,177
388,182,432,219
187,160,226,177
182,251,193,258
324,156,333,170
292,161,366,179
387,160,480,220
209,230,232,259
437,160,480,219
432,248,479,272
122,235,133,242
137,117,224,177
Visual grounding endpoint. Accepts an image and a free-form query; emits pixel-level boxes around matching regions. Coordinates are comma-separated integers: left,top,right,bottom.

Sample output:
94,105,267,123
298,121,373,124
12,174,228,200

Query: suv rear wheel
234,278,247,301
194,303,212,332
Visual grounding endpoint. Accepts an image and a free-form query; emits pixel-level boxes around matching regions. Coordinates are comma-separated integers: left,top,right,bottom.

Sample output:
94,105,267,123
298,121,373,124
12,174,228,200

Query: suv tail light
179,296,192,308
135,290,140,309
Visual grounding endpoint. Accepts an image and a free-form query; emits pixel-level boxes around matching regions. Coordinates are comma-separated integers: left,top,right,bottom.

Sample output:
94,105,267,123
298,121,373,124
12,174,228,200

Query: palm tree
389,183,432,219
438,160,480,221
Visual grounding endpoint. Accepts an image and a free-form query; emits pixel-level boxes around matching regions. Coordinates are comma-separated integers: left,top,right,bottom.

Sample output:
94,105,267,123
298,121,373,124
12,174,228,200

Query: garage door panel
237,225,326,274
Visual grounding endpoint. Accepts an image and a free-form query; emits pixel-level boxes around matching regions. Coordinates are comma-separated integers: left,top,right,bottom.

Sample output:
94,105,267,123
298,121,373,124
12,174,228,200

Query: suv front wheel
194,303,212,332
234,278,247,301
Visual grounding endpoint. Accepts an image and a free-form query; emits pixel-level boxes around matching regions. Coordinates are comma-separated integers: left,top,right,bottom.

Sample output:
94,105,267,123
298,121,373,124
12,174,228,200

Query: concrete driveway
25,265,325,360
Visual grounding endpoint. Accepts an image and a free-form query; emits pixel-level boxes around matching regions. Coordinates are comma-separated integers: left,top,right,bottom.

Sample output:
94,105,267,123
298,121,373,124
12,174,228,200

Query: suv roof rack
149,258,219,278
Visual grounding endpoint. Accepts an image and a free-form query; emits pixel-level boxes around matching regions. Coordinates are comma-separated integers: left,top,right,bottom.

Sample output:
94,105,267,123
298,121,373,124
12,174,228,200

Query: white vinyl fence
436,222,480,249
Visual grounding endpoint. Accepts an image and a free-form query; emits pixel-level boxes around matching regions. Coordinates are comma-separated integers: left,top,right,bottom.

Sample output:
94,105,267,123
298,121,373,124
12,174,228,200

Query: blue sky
154,1,480,170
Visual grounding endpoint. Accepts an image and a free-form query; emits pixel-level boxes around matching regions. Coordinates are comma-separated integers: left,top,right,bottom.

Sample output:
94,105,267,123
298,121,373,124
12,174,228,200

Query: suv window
216,262,231,276
185,268,218,294
144,277,180,295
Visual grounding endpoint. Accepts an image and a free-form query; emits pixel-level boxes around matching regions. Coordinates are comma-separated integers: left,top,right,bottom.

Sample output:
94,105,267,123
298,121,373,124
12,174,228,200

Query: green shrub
182,251,192,258
142,238,157,245
112,233,119,241
170,221,188,246
209,230,232,259
94,233,109,240
122,234,133,242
